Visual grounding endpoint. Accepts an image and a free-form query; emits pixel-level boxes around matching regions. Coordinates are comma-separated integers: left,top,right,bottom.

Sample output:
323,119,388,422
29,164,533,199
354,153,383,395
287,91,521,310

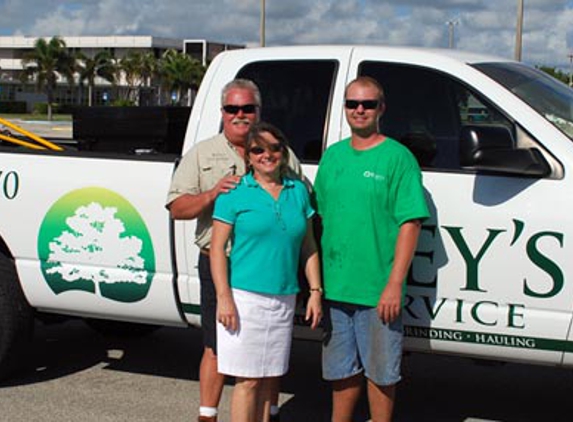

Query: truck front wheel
0,253,34,379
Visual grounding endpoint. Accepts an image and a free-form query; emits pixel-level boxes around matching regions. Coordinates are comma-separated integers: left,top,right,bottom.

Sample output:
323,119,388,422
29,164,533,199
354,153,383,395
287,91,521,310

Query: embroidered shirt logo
363,170,386,181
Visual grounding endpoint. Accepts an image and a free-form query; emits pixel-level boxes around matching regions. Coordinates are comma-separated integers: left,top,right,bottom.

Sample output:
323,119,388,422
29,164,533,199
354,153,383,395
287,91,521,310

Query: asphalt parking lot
1,319,573,422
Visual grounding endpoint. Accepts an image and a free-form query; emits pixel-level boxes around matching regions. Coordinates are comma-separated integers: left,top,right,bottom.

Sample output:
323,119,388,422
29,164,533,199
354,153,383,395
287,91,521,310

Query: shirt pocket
200,162,236,191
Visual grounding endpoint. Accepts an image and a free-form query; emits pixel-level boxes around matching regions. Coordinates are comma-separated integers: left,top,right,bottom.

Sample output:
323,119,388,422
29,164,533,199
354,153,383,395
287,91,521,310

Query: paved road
1,319,572,422
0,118,73,140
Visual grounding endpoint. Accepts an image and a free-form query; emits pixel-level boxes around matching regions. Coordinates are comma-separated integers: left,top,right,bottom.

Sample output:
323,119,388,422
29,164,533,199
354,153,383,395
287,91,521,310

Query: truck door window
359,62,514,171
236,60,337,164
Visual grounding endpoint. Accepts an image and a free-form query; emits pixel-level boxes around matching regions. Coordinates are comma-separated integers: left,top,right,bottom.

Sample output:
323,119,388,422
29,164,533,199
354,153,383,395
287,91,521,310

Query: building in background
0,35,244,111
183,39,244,66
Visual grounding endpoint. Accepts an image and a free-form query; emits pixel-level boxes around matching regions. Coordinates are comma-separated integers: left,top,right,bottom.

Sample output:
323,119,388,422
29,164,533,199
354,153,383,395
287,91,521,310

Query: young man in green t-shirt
315,76,430,422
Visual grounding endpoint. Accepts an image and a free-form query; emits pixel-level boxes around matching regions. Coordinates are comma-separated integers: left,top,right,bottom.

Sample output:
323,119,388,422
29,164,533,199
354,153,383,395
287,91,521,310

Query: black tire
84,318,159,338
0,254,34,380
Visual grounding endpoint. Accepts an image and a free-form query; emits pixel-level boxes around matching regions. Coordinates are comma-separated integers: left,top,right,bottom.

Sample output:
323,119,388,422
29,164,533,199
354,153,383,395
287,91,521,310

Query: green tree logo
38,187,155,302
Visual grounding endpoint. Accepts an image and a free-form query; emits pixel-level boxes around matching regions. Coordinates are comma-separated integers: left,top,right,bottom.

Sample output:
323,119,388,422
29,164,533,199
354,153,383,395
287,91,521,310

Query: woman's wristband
309,287,323,295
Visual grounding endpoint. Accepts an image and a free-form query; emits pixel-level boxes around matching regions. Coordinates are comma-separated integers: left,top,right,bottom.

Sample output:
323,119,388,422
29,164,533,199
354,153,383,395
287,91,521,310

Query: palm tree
159,49,205,106
78,50,116,106
118,51,158,105
117,51,140,103
20,36,75,120
139,51,158,88
137,51,159,106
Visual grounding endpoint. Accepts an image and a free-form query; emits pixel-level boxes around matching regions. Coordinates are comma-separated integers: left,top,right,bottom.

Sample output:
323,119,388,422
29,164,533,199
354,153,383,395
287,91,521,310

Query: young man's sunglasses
249,144,282,155
344,99,380,110
222,104,258,114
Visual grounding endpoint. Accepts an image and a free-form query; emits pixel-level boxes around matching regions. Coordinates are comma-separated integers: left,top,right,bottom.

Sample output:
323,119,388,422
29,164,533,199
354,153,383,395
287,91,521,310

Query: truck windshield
473,62,573,140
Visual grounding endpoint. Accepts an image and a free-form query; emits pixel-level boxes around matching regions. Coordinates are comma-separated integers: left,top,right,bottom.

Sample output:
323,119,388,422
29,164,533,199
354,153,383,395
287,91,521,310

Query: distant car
467,106,489,121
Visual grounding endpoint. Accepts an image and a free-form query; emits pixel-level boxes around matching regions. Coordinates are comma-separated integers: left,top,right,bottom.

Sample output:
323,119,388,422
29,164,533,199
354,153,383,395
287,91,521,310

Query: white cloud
2,0,573,67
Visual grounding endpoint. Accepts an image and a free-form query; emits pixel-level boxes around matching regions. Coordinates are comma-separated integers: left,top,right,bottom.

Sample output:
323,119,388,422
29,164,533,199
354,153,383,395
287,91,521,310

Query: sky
2,0,573,69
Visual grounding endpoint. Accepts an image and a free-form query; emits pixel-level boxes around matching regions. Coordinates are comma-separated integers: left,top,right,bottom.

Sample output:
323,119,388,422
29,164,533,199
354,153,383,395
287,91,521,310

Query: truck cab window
236,60,337,164
359,62,514,171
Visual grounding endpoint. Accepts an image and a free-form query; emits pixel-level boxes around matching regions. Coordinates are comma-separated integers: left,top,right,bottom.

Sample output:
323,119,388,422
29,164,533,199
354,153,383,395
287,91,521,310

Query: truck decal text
407,219,566,332
0,169,19,200
405,325,573,353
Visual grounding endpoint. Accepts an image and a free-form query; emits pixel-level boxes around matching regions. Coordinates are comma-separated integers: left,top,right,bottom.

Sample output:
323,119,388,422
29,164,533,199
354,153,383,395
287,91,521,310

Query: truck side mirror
460,125,551,177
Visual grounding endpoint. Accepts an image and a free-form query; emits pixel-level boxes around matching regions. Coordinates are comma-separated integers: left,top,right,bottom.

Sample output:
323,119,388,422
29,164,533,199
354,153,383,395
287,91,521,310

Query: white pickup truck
2,45,573,378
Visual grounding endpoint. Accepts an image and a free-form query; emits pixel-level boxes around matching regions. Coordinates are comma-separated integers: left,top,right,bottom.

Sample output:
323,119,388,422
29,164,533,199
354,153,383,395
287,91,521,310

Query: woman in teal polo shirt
210,122,322,422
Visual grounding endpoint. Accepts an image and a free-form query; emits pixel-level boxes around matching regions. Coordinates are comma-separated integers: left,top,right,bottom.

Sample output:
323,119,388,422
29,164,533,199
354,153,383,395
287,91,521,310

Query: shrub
32,102,60,115
111,98,136,107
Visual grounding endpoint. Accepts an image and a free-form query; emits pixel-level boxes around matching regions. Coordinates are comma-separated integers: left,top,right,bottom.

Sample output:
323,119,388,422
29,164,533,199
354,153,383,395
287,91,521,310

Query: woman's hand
305,292,323,330
217,293,239,332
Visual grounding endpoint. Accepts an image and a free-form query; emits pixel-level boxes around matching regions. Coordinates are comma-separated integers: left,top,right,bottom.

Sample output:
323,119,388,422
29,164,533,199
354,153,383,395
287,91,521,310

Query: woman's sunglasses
249,143,282,155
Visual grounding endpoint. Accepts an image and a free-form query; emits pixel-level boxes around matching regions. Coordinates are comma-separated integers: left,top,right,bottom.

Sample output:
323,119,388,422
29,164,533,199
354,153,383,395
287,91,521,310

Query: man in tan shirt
166,79,301,422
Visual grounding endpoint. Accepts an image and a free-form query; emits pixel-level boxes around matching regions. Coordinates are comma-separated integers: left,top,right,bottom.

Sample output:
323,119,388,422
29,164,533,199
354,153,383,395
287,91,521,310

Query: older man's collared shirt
166,133,303,250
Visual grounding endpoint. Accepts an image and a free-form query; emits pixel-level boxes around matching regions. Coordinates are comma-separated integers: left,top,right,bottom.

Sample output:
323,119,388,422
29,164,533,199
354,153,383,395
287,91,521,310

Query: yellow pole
0,133,47,150
0,117,63,151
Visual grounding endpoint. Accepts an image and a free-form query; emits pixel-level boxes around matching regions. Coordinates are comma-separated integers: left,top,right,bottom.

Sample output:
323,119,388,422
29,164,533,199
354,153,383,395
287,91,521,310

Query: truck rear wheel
0,253,34,379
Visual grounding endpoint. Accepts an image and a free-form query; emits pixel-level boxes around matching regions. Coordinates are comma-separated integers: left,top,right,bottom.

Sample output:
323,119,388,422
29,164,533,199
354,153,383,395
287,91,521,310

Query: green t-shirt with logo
314,137,430,307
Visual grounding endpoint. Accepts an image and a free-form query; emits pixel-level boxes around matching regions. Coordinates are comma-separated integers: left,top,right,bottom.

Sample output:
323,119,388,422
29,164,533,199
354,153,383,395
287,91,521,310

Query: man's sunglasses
344,99,380,110
249,144,282,155
222,104,258,114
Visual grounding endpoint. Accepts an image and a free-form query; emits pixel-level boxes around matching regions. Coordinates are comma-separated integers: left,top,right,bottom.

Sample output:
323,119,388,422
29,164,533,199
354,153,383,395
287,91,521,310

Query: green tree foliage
18,38,208,110
20,36,75,120
118,51,159,104
78,50,116,106
138,51,158,88
159,49,206,105
538,66,571,86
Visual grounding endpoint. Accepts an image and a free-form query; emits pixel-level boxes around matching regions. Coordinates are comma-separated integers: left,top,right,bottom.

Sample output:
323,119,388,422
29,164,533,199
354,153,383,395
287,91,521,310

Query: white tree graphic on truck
46,202,148,296
38,187,155,302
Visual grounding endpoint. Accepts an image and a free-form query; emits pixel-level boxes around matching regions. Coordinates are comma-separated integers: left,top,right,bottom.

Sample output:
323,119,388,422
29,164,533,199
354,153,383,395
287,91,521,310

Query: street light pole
260,0,266,47
515,0,524,61
446,20,458,49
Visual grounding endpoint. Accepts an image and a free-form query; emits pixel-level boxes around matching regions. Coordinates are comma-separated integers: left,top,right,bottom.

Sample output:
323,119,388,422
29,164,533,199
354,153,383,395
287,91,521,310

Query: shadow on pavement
3,318,573,421
0,319,203,387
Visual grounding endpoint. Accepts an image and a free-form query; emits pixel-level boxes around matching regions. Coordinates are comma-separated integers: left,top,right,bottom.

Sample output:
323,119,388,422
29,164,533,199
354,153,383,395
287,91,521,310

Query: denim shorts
322,301,403,386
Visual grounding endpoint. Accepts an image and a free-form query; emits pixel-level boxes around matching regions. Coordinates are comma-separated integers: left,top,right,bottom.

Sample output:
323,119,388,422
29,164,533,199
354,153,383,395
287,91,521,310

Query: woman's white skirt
217,288,296,378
